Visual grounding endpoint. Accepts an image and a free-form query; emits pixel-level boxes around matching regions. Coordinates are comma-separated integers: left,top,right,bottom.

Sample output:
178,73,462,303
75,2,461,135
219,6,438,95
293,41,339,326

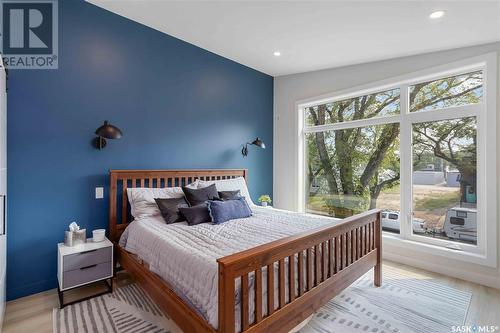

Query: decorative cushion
184,179,200,189
198,177,255,206
218,190,241,201
182,183,219,206
207,197,252,224
127,187,184,219
154,197,189,224
179,204,212,226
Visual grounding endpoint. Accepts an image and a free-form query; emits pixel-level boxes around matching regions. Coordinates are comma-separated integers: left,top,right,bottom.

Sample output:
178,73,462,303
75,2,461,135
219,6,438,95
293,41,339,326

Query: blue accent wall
6,0,273,300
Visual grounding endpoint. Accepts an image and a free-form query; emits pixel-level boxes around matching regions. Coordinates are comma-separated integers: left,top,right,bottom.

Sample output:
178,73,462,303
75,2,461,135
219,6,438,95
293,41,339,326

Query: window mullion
400,84,412,240
406,104,480,124
303,114,401,133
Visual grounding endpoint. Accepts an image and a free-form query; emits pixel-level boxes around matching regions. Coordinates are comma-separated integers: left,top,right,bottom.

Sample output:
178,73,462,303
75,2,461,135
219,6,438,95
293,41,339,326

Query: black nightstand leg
58,286,64,309
58,278,113,309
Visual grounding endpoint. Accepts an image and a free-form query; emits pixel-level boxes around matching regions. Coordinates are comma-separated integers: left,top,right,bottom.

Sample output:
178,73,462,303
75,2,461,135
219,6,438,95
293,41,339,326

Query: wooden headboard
109,169,248,242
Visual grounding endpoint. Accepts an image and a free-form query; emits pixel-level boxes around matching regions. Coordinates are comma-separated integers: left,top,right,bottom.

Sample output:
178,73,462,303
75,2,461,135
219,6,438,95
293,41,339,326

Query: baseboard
384,251,500,290
7,278,57,301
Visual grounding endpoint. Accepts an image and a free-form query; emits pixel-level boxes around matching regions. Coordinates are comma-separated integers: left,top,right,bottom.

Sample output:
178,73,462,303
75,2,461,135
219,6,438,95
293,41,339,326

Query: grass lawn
414,190,460,211
307,184,462,230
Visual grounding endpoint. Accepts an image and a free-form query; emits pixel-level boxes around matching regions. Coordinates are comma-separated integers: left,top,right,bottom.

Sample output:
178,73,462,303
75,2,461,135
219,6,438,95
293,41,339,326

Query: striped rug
53,267,471,333
53,283,181,333
300,266,472,333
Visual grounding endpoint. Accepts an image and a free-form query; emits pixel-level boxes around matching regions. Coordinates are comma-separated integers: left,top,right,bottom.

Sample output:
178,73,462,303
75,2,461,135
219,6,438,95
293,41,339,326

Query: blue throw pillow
207,197,252,224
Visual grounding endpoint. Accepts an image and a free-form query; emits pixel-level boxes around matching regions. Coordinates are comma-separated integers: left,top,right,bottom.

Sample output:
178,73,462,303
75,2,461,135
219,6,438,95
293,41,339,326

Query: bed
109,169,382,333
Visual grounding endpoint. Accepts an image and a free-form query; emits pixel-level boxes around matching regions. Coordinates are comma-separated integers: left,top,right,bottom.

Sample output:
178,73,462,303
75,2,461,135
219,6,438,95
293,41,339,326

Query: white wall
274,42,500,289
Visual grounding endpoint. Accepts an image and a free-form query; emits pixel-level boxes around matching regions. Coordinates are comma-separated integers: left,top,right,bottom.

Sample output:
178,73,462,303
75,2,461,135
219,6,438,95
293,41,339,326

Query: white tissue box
64,229,86,247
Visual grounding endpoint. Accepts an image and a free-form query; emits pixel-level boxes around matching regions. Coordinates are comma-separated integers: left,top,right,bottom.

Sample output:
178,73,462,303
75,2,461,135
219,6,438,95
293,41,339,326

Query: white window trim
295,53,497,267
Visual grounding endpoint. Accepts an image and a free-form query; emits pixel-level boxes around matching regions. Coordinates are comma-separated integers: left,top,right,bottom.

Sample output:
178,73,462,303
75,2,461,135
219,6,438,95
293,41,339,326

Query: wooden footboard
217,209,381,333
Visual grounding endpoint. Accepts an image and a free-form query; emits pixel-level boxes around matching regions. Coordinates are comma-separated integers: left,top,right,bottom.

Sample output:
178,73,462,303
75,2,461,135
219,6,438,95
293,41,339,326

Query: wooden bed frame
109,169,381,333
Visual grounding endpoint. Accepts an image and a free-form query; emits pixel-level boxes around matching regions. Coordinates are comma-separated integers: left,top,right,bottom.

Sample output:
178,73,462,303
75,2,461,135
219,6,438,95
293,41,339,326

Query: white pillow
197,177,255,206
184,179,200,189
127,187,185,218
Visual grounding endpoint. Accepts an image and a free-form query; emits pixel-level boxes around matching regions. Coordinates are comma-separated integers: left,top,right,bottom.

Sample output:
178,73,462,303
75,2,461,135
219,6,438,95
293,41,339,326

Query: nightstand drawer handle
80,264,97,270
80,249,97,255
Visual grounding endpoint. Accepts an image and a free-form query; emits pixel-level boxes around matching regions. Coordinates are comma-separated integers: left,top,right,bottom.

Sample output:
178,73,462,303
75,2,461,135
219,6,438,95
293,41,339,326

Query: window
299,54,497,266
305,94,401,234
410,71,483,112
412,117,477,245
305,88,400,126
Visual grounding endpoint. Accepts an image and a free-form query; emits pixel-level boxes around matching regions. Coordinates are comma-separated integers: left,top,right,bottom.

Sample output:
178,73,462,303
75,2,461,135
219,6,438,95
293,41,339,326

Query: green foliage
413,116,477,194
258,194,272,203
410,71,482,112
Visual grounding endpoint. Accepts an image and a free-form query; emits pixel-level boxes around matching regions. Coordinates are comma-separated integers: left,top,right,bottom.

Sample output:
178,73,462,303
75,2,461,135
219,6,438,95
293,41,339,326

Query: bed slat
321,242,327,282
363,225,367,255
357,228,361,260
241,274,249,331
267,263,274,316
314,244,320,286
328,239,333,278
347,231,352,265
121,179,128,225
288,255,295,302
354,230,358,262
306,248,313,291
278,259,285,308
335,236,341,273
298,251,304,297
255,267,262,324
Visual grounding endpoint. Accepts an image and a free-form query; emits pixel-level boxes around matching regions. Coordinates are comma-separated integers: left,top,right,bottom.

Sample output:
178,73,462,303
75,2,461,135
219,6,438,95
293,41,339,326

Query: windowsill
382,232,496,268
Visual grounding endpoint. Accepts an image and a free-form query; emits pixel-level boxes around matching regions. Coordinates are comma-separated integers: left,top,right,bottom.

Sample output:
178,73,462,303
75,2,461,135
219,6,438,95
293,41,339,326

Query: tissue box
64,229,87,247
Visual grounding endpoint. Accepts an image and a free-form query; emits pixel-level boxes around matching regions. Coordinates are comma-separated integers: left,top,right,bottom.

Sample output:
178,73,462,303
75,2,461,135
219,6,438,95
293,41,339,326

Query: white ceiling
88,1,500,77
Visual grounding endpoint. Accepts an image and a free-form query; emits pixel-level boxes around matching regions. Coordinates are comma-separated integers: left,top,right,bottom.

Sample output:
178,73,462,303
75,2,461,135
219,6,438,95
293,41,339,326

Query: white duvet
119,206,339,330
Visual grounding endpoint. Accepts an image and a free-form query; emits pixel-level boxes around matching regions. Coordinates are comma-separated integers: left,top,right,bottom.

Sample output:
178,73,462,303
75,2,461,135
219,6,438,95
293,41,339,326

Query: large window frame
295,53,497,267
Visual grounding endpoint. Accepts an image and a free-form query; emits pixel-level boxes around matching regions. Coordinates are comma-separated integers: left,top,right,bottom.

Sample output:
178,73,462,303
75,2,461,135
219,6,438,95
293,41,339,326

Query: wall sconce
92,120,123,150
242,137,265,157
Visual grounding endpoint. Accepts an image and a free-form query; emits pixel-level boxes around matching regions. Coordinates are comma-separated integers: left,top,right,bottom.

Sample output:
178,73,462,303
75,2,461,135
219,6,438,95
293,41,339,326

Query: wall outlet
95,187,104,199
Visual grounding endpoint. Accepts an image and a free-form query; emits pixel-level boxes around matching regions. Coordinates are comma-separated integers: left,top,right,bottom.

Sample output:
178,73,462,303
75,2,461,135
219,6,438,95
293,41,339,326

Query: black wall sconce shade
242,137,265,157
93,121,123,150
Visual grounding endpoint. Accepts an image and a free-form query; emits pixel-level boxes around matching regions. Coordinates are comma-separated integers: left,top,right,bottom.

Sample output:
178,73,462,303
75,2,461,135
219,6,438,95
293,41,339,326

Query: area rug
53,283,181,333
299,266,472,333
53,267,471,333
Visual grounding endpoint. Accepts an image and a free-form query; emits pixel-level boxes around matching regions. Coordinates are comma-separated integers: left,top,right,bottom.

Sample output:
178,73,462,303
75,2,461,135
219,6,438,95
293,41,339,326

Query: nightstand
57,237,114,308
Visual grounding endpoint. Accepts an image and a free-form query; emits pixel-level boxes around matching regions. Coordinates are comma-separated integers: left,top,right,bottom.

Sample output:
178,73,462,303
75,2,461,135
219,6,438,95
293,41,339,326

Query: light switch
95,187,104,199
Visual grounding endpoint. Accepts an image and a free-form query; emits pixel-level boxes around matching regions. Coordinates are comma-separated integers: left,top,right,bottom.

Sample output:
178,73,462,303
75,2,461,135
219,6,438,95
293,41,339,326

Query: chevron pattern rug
53,267,471,333
53,283,181,333
299,267,471,333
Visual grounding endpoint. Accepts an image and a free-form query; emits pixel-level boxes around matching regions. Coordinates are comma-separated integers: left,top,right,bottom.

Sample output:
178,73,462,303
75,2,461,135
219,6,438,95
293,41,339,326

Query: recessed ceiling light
273,51,281,57
429,10,445,19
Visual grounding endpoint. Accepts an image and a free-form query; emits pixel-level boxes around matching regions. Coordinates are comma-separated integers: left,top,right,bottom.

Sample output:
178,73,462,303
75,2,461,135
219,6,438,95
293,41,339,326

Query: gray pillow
154,198,189,224
218,190,241,201
179,204,212,226
182,183,219,206
207,197,252,224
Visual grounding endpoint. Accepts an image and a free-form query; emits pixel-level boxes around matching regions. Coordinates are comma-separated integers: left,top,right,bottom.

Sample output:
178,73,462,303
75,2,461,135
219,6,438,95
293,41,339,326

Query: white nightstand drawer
62,262,112,289
63,246,112,272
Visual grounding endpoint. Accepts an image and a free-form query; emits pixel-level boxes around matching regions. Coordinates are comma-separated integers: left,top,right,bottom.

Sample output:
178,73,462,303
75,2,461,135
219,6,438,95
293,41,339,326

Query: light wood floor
3,260,500,333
